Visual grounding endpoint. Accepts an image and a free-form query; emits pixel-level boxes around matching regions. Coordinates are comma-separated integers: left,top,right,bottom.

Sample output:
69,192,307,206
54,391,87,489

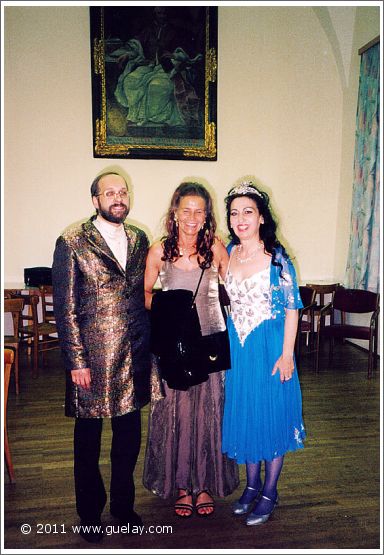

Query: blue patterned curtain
345,43,380,292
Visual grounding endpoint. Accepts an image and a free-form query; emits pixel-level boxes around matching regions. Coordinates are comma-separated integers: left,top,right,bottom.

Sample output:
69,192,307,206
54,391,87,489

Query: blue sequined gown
222,252,306,463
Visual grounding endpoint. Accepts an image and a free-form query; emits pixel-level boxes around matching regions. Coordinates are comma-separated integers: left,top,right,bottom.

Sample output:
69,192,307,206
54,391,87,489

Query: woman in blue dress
222,181,306,526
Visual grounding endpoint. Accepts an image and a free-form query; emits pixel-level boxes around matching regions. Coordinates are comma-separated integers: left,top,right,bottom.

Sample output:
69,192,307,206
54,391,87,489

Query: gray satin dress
143,261,239,499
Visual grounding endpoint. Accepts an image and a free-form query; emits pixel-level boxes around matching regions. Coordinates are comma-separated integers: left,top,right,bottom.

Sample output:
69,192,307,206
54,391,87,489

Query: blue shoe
232,486,260,515
245,494,279,526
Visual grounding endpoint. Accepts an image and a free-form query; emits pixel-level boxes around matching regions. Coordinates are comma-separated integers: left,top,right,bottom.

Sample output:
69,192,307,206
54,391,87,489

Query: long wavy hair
162,182,216,269
225,182,288,276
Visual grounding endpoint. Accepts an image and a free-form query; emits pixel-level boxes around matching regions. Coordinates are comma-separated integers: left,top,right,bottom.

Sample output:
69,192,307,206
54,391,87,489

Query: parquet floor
3,341,382,552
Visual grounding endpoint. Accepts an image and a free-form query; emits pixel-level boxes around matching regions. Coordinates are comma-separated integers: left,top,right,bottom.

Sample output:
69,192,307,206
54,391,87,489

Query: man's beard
98,203,129,224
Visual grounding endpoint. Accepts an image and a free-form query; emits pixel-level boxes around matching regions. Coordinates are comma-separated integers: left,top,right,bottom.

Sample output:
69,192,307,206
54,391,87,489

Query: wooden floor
3,340,382,552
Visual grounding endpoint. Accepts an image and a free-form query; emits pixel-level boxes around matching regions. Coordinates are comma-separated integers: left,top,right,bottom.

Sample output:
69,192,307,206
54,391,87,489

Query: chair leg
367,338,374,379
315,330,320,373
309,316,314,352
373,327,378,370
32,334,39,378
14,350,20,395
367,352,373,379
328,336,334,367
41,336,49,366
4,427,16,483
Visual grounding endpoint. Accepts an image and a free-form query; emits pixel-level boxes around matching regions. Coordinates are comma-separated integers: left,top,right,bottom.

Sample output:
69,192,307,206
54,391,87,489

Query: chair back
4,298,25,338
299,286,316,308
306,283,339,306
16,293,40,328
39,285,55,323
333,288,379,314
306,283,340,295
17,291,59,376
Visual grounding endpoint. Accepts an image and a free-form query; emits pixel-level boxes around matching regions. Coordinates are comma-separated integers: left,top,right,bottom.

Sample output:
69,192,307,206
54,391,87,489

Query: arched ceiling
313,6,356,89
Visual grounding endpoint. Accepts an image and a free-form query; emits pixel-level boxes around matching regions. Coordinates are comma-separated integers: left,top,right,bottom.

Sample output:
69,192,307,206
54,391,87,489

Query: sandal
174,489,193,518
195,489,215,517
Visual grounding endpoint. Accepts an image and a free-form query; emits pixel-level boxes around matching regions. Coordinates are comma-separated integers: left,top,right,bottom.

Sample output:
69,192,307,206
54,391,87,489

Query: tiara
228,181,263,198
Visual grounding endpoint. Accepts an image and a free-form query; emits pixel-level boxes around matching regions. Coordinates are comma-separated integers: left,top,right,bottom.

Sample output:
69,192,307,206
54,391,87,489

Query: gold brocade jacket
52,217,161,418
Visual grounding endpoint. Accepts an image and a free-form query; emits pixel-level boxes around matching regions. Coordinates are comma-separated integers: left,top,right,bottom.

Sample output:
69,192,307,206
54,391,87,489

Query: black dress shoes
79,520,104,543
125,510,143,528
110,509,143,533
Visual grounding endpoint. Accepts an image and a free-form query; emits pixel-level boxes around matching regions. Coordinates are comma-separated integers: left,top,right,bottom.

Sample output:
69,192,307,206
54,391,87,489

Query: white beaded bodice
225,267,272,347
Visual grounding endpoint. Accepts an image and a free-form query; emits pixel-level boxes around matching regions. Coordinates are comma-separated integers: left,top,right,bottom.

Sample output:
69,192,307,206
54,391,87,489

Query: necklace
179,244,196,257
236,243,263,264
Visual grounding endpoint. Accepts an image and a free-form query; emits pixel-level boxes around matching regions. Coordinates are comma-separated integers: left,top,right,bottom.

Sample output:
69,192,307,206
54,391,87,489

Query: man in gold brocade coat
52,172,156,543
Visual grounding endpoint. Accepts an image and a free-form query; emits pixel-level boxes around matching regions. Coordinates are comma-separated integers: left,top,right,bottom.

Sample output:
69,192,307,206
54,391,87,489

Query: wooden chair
315,287,380,378
4,348,16,483
38,286,59,363
305,283,340,332
306,283,340,340
4,297,25,394
39,285,55,323
16,293,40,377
295,286,316,367
17,292,59,377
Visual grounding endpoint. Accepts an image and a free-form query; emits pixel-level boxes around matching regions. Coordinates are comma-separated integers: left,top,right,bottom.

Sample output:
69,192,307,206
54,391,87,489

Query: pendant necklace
236,243,264,264
179,244,196,258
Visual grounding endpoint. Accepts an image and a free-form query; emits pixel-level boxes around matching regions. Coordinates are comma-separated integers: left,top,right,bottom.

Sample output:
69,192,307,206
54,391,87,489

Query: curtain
345,43,380,293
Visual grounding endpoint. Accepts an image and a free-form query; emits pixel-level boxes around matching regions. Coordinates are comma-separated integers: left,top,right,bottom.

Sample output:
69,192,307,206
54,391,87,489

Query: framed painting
90,6,218,160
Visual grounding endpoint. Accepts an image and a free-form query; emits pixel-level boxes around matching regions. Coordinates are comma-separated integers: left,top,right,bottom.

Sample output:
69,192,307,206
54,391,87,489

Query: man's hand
71,368,91,389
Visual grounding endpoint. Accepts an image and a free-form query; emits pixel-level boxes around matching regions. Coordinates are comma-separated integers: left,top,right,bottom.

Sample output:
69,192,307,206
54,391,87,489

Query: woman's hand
272,354,295,383
272,309,298,382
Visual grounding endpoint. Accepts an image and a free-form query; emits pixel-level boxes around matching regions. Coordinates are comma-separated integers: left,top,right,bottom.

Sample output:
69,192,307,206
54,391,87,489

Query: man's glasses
96,190,129,200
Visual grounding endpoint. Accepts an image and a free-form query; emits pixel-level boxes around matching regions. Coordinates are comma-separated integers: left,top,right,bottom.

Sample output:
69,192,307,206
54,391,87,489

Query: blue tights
239,456,284,508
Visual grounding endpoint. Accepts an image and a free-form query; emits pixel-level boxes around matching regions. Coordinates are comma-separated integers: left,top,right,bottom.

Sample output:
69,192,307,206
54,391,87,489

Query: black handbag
150,268,231,391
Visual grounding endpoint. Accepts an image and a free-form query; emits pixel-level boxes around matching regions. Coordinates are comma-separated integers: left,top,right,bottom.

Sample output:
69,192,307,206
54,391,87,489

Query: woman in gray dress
143,182,239,517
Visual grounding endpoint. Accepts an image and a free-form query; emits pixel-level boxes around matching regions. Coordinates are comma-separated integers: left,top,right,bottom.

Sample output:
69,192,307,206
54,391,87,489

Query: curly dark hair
225,182,288,276
162,182,216,269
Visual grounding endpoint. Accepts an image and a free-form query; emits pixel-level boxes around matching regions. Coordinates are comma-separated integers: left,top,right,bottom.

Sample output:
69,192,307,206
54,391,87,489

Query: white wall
3,5,380,286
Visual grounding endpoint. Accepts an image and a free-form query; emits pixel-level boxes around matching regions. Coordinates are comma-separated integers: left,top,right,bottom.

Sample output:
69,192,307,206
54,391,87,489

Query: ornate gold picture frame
90,6,217,160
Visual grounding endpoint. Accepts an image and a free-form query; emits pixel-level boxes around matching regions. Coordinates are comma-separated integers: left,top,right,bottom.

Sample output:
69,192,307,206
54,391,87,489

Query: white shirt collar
94,215,125,239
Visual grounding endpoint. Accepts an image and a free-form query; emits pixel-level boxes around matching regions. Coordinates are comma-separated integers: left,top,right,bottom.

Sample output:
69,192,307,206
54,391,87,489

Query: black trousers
73,410,141,522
